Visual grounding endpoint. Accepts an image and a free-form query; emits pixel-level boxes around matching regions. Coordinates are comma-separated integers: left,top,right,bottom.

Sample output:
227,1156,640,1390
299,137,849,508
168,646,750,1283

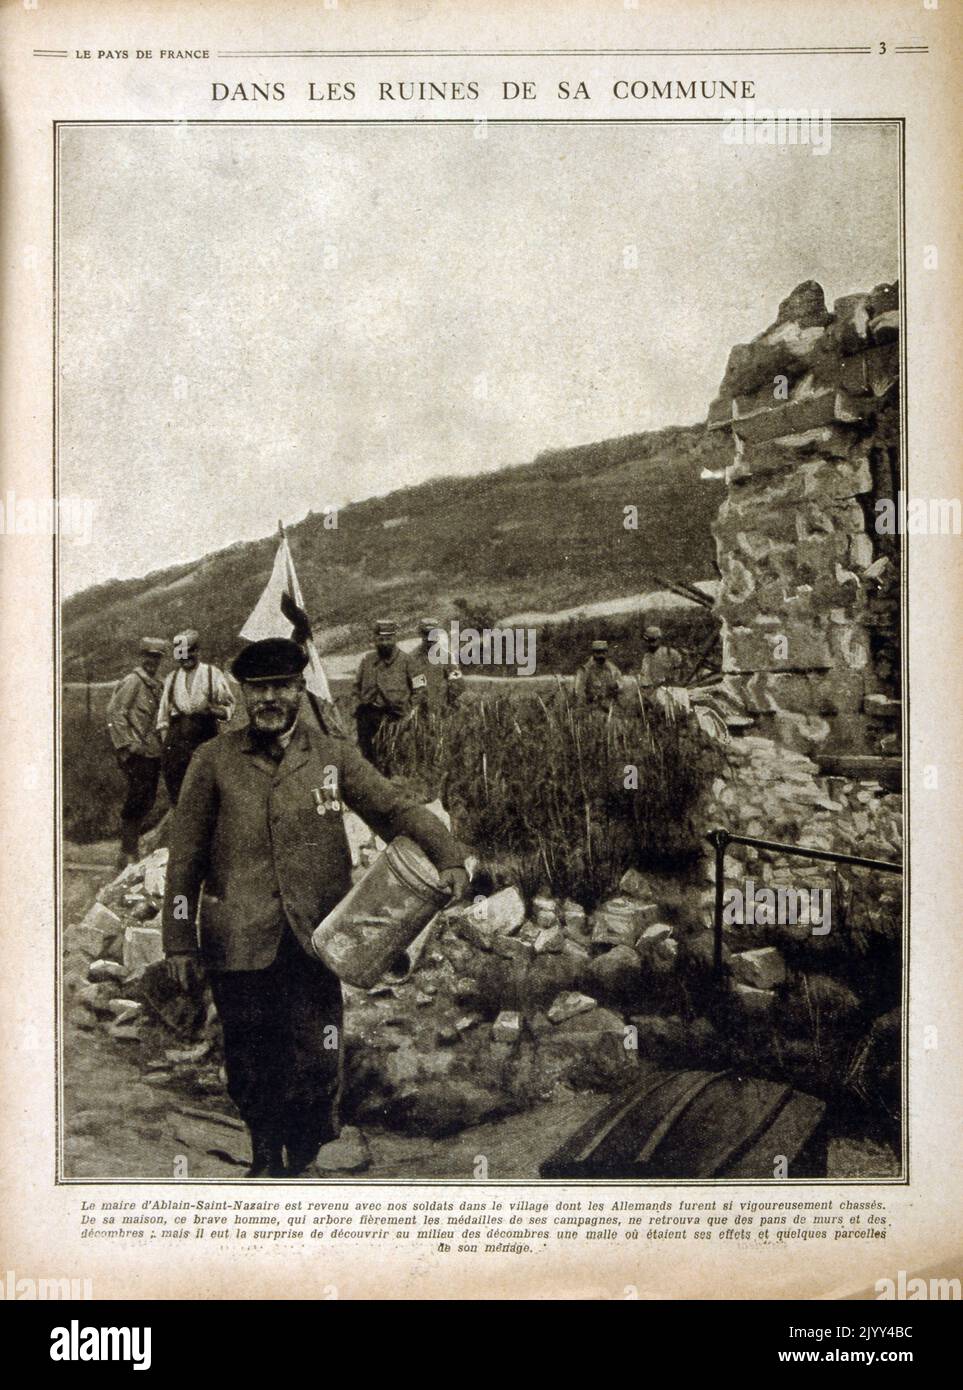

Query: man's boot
246,1130,284,1179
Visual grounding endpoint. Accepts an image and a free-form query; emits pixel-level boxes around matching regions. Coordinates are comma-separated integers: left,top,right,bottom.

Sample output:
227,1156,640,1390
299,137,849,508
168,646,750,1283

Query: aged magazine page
1,0,961,1322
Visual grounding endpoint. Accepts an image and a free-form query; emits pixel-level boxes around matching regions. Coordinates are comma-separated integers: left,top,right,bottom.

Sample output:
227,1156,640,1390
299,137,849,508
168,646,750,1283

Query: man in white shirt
157,628,236,804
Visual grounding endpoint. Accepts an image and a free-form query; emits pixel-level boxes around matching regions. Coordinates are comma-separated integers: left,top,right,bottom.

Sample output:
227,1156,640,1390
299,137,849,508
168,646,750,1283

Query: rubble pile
64,849,226,1099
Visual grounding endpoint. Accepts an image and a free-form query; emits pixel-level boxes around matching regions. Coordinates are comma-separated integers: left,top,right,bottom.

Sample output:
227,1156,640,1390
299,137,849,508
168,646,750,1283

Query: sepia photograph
56,117,905,1188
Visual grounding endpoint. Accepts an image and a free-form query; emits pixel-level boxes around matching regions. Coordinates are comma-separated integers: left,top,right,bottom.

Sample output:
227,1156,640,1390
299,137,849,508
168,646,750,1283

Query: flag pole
278,520,348,738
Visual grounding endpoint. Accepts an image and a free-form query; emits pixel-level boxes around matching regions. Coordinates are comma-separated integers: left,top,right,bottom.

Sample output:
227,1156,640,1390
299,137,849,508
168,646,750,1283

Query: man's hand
438,866,470,901
209,703,229,720
167,953,204,992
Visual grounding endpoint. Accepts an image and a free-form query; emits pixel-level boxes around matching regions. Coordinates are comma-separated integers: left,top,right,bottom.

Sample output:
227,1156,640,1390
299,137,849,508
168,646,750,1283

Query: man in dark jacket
573,639,622,710
353,619,418,769
162,637,469,1177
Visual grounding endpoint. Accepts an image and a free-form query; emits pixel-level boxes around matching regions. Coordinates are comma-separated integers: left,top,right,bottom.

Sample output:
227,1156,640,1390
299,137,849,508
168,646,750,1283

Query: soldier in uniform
574,639,622,709
156,628,236,805
408,618,464,712
106,637,168,868
638,625,685,690
353,619,418,769
162,637,470,1178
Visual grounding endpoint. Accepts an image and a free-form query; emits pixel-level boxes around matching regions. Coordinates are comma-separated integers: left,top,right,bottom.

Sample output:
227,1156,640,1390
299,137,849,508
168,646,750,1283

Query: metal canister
311,835,451,988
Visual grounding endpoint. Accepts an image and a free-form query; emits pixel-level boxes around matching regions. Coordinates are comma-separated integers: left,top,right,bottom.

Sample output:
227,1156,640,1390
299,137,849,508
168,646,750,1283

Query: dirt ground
61,848,899,1185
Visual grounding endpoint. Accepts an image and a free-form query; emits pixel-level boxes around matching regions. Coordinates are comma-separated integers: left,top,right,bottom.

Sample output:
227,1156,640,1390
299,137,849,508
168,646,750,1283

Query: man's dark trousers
119,753,160,856
161,712,219,805
208,927,343,1168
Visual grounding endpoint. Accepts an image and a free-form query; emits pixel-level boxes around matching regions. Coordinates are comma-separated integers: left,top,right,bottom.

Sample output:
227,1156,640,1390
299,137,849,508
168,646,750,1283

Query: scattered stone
533,925,565,954
491,934,534,962
492,1010,522,1044
87,959,128,984
732,983,777,1017
730,946,787,991
553,1006,625,1037
107,1023,142,1042
165,1041,211,1064
560,901,588,936
618,868,652,899
547,991,597,1024
649,937,679,973
561,937,591,962
141,848,169,899
105,998,141,1020
453,976,480,1004
66,1006,97,1032
123,925,164,976
590,897,658,948
637,923,673,949
414,991,434,1007
531,895,559,929
70,903,123,960
455,1013,482,1033
314,1126,372,1174
77,982,119,1016
467,886,525,937
588,945,643,1005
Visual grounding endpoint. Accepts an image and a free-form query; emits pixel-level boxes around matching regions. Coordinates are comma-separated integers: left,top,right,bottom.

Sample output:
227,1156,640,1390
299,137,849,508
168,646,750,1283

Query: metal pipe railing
706,827,903,978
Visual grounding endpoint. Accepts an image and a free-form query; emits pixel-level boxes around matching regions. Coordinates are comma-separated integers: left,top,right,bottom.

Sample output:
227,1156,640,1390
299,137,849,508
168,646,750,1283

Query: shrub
379,685,722,908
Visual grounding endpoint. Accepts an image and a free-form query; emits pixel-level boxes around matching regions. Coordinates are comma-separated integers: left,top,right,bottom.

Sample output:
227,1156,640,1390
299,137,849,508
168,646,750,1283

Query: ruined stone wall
707,281,901,757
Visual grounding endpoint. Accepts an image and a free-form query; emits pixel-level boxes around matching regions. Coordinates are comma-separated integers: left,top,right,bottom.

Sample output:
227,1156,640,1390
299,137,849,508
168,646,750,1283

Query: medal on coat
312,786,341,817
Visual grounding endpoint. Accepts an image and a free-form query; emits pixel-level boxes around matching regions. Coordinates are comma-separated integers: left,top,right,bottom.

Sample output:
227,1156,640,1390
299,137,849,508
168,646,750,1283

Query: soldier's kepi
161,636,470,1178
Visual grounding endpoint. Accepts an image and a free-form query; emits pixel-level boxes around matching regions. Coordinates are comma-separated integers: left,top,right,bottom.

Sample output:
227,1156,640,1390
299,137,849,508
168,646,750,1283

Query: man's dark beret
232,638,308,683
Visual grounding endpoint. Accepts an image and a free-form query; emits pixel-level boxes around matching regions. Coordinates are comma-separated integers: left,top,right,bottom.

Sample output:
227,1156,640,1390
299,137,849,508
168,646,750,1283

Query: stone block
732,983,777,1018
122,925,164,976
69,904,124,961
465,887,525,940
547,991,597,1024
87,959,128,984
531,895,559,930
590,898,658,947
77,982,119,1016
730,946,787,990
533,925,565,954
588,945,643,1005
492,1010,522,1045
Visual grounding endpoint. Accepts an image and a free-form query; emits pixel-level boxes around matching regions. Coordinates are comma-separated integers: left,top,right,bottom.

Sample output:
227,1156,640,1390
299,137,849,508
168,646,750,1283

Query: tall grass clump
379,684,722,908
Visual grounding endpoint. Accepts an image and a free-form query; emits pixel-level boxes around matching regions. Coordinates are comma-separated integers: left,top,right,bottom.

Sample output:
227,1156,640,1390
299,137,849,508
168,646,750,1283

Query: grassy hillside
62,422,727,681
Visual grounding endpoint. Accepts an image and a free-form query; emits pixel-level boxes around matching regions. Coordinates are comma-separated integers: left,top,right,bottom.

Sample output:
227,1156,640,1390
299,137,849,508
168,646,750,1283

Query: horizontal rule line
216,48,875,58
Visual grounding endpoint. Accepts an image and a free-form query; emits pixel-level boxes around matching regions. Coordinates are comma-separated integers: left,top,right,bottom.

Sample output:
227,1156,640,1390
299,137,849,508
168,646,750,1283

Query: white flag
240,535,332,702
